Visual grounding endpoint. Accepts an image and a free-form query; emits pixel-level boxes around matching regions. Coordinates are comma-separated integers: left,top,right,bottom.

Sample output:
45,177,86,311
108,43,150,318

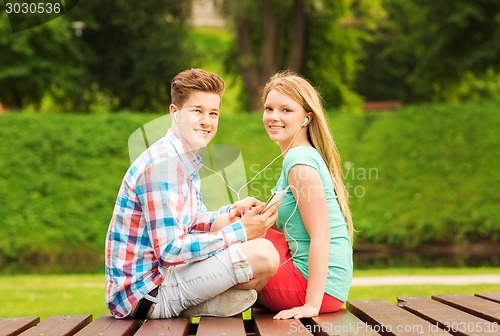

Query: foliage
0,100,498,263
355,0,500,103
223,0,386,111
70,0,193,112
409,0,500,98
304,0,385,109
187,27,244,115
0,1,193,112
0,113,150,261
0,7,85,109
344,100,500,247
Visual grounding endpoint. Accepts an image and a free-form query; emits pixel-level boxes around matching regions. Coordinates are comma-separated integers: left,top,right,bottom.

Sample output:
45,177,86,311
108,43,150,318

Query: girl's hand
273,303,320,320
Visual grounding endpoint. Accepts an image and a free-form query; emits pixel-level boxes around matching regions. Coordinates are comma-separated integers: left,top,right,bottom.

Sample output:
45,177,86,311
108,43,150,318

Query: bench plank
196,316,246,336
432,294,500,324
347,299,449,336
0,317,40,336
398,296,497,336
474,292,500,304
253,311,313,335
18,315,92,336
72,314,139,336
134,317,190,336
310,309,381,335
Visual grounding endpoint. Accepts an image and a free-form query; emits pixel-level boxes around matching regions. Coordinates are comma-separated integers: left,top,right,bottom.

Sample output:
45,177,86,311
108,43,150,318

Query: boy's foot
180,288,257,317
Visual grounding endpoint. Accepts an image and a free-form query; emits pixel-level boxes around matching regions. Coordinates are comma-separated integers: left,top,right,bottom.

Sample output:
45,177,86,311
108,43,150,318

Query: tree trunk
236,17,262,111
234,0,306,112
13,88,23,110
286,0,305,71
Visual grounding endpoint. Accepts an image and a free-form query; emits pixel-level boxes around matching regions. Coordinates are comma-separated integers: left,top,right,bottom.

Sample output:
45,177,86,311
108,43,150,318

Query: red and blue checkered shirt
105,129,247,318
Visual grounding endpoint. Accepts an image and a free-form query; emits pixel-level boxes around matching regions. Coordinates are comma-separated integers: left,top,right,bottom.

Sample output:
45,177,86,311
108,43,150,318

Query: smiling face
171,91,221,151
263,89,310,151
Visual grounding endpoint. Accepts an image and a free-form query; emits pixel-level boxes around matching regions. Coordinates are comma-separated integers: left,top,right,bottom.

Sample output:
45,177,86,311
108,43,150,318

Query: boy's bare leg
211,213,279,291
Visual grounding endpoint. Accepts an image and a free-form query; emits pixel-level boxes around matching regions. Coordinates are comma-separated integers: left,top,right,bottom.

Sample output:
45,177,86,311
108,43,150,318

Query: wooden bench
2,292,499,336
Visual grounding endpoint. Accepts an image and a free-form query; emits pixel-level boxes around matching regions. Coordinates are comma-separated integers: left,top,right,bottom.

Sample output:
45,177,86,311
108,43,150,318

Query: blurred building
190,0,226,27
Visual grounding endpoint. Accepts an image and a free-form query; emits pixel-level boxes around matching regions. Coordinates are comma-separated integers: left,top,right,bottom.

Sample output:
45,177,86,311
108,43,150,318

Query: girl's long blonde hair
262,71,354,241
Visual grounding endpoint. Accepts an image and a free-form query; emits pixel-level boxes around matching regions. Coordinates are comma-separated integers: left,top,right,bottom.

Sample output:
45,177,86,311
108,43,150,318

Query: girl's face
263,89,308,150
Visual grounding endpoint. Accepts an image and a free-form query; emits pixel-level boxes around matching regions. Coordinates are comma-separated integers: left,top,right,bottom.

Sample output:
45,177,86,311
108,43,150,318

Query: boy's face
170,91,221,151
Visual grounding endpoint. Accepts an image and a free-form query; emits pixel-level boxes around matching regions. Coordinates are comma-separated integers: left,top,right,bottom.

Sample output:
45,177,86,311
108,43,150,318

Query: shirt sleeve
136,160,247,267
283,148,321,183
189,204,231,233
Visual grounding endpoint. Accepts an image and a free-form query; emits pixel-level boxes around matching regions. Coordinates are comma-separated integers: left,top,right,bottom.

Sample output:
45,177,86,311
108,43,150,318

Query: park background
0,0,499,319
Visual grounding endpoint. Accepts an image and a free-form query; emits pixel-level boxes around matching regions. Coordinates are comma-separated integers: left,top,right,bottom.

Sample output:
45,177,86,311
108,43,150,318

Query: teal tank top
274,146,353,302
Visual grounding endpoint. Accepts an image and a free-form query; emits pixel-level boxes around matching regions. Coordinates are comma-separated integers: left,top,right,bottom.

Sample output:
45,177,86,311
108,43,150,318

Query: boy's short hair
171,68,226,107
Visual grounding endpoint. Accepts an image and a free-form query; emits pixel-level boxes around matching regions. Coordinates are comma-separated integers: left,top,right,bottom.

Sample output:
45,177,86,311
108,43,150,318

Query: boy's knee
249,238,279,276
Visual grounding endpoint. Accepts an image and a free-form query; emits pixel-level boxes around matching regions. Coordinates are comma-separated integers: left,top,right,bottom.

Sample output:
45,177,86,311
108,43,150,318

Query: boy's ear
169,104,177,114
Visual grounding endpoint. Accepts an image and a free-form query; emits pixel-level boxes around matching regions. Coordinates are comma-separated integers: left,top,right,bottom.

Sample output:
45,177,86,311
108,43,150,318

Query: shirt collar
166,129,203,175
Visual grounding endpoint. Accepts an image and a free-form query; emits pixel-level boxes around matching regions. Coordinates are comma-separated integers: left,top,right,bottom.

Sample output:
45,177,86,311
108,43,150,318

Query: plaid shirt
105,129,247,318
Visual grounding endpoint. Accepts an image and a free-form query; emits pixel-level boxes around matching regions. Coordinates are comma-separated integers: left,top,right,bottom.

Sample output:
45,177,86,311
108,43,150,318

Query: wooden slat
253,311,313,335
72,314,139,336
310,309,381,335
134,317,190,336
18,315,92,336
398,296,497,336
475,292,500,304
0,317,40,336
432,294,500,324
347,299,450,336
196,316,246,336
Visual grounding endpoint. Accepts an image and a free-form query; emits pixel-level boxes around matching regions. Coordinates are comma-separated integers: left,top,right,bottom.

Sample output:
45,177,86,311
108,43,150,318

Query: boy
105,69,280,319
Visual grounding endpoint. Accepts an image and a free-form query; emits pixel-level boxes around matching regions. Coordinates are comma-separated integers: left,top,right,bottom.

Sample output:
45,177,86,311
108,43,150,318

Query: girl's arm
273,164,330,319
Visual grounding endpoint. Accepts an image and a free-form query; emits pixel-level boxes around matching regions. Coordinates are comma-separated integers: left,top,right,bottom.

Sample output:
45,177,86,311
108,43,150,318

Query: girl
260,71,354,319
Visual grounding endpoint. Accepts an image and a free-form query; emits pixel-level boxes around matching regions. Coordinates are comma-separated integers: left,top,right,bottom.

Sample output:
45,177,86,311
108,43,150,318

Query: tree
223,0,305,111
74,0,193,111
0,1,194,112
410,0,500,99
0,7,85,109
223,0,385,111
304,0,385,108
355,0,500,103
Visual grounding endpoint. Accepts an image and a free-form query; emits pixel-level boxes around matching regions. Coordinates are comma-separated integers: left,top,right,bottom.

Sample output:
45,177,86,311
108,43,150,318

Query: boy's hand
240,202,280,240
230,197,262,220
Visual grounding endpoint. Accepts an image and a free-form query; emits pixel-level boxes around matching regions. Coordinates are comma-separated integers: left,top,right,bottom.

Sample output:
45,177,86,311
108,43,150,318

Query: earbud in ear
173,112,178,122
301,117,309,126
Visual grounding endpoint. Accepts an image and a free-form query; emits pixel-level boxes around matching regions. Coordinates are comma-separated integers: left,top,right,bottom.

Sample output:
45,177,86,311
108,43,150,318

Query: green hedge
0,100,498,263
341,100,499,247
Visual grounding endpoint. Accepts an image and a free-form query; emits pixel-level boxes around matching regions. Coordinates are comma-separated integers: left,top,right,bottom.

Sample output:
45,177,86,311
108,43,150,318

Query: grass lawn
1,268,499,320
354,267,500,276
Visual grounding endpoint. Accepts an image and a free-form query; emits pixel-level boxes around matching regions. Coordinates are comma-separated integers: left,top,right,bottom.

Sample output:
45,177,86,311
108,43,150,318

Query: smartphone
261,189,286,214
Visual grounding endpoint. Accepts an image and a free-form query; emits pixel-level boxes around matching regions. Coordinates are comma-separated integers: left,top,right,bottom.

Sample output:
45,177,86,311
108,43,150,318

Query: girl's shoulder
283,146,322,172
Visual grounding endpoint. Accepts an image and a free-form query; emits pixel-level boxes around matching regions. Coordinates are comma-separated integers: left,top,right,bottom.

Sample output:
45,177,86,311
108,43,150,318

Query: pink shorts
262,229,344,313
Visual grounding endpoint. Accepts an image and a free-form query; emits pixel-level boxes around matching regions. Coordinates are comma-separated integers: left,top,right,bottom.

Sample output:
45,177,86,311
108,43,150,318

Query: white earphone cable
174,109,304,267
175,108,305,216
278,184,300,267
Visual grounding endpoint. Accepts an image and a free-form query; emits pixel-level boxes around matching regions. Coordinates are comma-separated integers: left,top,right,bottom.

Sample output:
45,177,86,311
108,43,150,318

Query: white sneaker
180,288,257,317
